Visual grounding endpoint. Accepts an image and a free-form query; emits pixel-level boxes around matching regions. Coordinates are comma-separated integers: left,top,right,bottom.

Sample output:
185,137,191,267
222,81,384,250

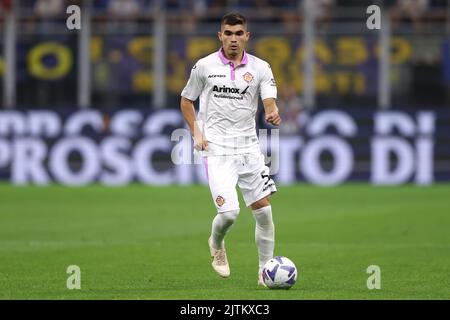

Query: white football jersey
181,49,277,155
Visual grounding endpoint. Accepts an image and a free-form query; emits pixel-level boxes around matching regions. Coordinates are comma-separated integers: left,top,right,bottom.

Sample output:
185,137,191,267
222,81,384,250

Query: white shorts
204,153,277,213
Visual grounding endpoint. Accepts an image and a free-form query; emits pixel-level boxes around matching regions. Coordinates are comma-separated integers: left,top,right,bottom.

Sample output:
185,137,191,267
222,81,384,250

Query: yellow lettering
290,41,333,93
336,37,368,65
390,37,412,64
167,53,187,94
315,68,332,94
91,37,103,62
28,42,73,80
187,37,217,62
314,40,333,64
374,36,411,64
132,70,152,92
255,37,291,88
289,46,304,92
335,72,352,95
128,37,153,64
297,40,333,64
354,72,366,95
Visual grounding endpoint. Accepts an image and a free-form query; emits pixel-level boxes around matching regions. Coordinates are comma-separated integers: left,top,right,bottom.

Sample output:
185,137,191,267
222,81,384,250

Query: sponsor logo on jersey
243,72,254,83
208,74,226,78
213,85,240,94
212,85,249,100
212,85,250,94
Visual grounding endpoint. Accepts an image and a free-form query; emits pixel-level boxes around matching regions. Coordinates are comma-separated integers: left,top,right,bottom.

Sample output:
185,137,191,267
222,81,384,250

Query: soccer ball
262,256,297,289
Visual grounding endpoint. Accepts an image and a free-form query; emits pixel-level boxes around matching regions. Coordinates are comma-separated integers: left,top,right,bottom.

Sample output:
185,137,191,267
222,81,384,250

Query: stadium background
0,0,449,300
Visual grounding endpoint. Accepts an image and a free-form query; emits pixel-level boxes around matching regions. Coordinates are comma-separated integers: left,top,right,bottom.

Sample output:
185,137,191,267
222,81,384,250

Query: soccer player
180,12,281,286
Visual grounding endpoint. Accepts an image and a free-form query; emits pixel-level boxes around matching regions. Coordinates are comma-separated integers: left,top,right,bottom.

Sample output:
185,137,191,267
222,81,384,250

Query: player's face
218,24,250,60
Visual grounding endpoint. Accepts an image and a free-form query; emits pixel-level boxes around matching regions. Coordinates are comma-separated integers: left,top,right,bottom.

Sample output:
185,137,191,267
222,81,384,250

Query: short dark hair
221,12,247,27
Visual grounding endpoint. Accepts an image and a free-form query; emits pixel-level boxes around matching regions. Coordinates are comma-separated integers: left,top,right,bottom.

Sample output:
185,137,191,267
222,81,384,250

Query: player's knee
220,209,239,226
250,197,270,210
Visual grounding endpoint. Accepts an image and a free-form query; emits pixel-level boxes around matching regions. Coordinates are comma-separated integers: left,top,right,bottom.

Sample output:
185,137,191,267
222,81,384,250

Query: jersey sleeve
259,63,277,101
181,62,204,101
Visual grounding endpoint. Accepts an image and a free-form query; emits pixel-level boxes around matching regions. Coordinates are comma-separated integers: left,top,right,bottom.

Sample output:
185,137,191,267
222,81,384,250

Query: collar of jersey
218,48,248,67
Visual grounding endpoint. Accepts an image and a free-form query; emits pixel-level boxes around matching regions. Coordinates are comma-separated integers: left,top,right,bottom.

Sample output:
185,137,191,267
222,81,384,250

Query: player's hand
193,134,209,151
265,110,281,126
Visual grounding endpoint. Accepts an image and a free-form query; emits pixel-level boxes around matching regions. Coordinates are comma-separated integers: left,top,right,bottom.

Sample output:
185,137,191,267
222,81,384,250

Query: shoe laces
214,249,227,266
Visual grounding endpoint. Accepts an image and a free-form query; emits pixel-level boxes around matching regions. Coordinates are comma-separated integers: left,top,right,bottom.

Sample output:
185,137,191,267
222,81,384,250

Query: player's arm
260,62,281,126
180,61,208,151
263,98,281,126
180,96,208,151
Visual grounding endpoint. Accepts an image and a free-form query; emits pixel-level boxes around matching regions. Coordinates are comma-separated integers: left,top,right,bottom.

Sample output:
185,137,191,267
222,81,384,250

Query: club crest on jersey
215,196,225,207
243,72,254,83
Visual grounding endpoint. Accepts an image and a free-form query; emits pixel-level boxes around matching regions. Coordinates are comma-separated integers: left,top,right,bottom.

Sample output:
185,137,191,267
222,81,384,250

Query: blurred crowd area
1,1,450,135
1,0,448,30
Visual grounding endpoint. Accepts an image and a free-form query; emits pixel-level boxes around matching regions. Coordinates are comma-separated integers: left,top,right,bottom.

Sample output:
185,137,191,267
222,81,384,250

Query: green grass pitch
0,184,449,299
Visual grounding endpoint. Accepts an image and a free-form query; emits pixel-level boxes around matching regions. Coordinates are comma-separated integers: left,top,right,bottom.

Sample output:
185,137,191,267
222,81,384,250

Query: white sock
253,206,275,272
210,209,239,249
